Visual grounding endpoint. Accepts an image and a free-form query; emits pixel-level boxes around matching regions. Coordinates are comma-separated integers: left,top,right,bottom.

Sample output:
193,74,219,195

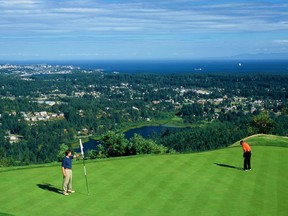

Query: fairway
1,136,288,216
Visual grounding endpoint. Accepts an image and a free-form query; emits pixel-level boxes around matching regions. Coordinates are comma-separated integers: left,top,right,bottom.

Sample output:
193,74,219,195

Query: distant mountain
231,53,288,60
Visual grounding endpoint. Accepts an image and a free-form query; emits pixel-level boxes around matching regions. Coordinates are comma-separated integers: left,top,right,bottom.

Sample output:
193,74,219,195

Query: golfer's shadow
37,183,62,194
214,163,242,170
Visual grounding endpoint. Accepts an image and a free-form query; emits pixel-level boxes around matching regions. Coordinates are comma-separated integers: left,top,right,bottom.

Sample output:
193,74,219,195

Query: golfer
240,140,252,171
61,150,79,196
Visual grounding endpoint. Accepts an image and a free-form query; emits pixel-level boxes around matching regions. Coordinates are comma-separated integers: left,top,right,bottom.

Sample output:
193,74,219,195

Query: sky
0,0,288,61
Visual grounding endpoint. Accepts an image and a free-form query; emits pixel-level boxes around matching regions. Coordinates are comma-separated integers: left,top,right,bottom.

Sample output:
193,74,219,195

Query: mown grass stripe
1,136,288,216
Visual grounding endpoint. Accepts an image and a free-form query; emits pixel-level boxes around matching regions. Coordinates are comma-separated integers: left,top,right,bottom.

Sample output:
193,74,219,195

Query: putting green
0,135,288,216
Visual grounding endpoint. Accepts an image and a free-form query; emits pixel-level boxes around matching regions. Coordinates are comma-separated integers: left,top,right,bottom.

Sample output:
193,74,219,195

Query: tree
101,131,128,157
250,112,274,134
95,144,107,158
86,150,98,159
57,144,69,162
128,134,168,155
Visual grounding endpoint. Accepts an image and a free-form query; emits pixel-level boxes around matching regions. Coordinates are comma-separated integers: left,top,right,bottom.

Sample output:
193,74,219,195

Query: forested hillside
0,65,288,166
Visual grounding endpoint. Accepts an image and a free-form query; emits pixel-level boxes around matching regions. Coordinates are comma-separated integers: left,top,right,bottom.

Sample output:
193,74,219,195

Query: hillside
1,70,288,166
0,135,288,216
230,134,288,148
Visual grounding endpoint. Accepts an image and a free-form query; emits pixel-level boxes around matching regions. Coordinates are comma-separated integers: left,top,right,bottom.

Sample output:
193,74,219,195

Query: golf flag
79,139,89,195
79,139,84,158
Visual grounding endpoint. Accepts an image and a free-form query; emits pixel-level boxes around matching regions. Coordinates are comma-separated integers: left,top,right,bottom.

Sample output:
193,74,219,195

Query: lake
76,125,183,152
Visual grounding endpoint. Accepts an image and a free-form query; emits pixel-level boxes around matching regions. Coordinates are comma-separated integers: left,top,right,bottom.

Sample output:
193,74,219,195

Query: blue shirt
61,156,74,169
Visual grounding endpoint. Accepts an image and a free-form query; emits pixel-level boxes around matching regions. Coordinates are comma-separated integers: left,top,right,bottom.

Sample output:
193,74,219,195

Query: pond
124,125,169,139
75,125,186,153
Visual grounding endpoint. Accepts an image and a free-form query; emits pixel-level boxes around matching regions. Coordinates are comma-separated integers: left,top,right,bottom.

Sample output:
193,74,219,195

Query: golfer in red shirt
240,140,252,171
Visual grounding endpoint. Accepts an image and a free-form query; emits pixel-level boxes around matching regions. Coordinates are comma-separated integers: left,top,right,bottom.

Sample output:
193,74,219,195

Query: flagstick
79,139,89,195
82,157,89,195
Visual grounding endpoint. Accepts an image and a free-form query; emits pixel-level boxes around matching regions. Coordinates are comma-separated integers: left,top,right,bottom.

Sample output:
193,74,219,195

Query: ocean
2,59,288,74
58,59,288,74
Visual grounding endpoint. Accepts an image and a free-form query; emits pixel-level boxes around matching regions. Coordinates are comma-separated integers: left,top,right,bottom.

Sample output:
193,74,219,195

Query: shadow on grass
37,183,62,194
214,163,243,170
0,212,15,216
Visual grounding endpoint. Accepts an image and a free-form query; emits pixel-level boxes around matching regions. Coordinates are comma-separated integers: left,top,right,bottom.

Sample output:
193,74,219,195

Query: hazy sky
0,0,287,61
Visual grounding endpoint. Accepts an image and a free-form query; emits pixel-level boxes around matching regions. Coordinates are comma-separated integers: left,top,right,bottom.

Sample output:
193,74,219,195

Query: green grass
1,135,288,216
230,134,288,148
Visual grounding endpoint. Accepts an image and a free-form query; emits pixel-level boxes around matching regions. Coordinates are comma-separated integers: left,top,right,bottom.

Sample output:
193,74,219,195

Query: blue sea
2,59,288,74
58,59,288,74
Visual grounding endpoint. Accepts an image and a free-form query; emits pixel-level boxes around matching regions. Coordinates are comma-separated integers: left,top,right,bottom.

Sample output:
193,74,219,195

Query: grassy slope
0,135,288,216
230,134,288,148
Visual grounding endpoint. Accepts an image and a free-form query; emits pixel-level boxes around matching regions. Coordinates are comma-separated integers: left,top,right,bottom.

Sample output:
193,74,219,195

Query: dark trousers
243,151,251,170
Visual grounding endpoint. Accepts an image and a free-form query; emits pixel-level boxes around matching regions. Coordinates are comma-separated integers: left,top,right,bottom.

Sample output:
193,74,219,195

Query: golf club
239,157,244,169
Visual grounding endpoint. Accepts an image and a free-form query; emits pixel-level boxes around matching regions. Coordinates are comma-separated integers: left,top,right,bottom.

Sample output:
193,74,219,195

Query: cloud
1,0,288,60
1,0,36,4
274,40,288,44
1,0,287,39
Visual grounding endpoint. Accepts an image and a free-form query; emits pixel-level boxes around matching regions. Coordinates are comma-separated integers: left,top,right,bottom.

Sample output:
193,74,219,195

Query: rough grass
0,135,288,216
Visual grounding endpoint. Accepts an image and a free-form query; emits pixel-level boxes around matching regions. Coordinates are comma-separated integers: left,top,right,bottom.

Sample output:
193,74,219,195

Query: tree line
0,71,288,166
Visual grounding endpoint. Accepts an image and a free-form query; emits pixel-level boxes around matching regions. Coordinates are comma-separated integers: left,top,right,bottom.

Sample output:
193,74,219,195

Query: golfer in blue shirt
61,150,79,196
